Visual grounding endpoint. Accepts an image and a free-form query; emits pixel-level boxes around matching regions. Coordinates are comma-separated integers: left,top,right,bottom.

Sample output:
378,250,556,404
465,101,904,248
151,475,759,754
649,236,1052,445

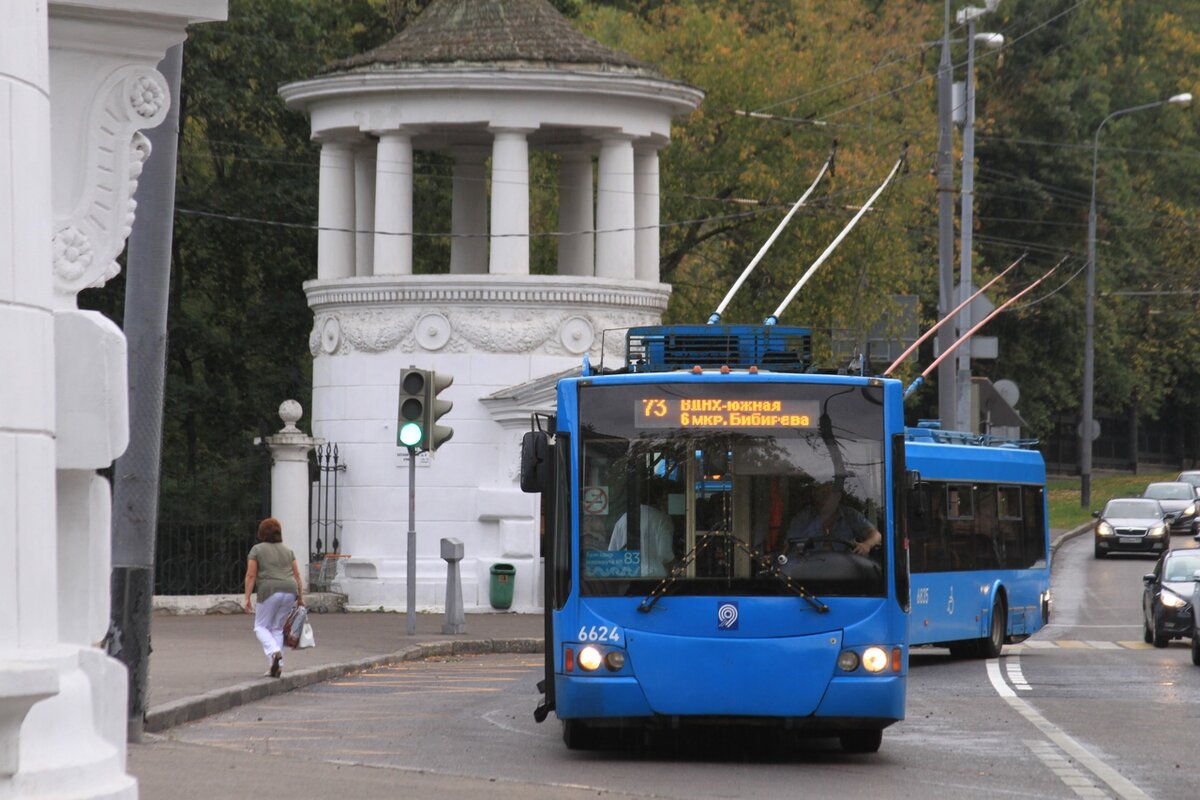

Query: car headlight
1097,522,1114,537
1185,504,1197,517
1149,524,1167,537
1161,592,1187,609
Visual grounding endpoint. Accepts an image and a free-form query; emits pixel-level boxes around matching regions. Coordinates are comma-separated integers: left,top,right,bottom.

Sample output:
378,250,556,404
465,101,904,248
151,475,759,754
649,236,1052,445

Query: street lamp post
1079,92,1192,509
954,5,1005,432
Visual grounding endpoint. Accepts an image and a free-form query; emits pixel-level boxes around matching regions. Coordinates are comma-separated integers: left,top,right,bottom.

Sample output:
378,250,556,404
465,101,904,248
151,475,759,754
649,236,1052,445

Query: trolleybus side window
554,434,571,608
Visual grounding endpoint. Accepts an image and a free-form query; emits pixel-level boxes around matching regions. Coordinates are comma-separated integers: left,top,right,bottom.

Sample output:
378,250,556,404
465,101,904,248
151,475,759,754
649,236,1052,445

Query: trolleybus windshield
578,382,886,598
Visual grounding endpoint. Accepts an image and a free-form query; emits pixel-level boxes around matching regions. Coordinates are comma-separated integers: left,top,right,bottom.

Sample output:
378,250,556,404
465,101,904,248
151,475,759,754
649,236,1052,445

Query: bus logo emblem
717,602,739,630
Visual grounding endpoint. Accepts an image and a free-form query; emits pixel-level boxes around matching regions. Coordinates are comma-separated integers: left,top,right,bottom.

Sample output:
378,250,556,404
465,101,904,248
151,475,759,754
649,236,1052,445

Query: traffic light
397,367,429,449
425,371,453,452
396,366,453,451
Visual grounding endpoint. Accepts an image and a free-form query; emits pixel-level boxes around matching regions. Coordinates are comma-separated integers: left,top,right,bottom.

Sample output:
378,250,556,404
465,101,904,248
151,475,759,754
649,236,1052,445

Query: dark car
1143,549,1200,647
1142,482,1199,535
1176,471,1200,498
1093,498,1170,558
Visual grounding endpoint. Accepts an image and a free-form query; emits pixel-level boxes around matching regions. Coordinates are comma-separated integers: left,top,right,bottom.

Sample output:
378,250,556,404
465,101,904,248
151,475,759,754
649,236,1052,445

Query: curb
1051,522,1093,560
144,637,544,733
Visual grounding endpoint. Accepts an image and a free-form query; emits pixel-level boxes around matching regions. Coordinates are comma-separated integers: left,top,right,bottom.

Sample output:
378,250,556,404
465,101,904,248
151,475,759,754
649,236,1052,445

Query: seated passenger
608,500,675,577
786,480,882,557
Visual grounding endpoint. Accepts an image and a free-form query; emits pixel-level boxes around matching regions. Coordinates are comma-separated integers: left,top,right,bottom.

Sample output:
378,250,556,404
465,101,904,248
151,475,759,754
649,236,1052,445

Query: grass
1047,470,1178,531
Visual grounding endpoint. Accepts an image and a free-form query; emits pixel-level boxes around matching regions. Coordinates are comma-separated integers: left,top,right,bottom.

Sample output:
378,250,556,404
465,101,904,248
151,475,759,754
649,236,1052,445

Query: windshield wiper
637,533,828,614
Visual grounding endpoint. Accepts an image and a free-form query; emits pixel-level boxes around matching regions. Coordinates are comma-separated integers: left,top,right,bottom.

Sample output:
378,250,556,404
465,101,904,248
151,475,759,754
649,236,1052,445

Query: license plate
1118,537,1141,544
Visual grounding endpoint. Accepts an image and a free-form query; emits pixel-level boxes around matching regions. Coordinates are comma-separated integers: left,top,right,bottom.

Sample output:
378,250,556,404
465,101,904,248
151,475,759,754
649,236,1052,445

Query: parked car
1193,575,1200,666
1175,471,1200,497
1143,549,1200,647
1142,482,1199,535
1093,498,1171,558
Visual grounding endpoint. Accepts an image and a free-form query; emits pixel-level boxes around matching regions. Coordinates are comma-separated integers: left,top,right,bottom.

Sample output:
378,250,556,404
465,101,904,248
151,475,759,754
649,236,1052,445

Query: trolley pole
407,445,417,636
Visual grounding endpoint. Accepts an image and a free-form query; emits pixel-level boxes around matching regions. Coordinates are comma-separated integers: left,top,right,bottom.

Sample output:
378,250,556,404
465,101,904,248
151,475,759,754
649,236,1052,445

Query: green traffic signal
398,367,429,448
398,421,423,448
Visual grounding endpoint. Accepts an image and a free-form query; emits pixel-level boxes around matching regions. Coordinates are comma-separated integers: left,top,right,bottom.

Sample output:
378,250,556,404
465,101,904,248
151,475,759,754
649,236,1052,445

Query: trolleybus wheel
562,719,597,750
979,597,1006,659
840,729,882,754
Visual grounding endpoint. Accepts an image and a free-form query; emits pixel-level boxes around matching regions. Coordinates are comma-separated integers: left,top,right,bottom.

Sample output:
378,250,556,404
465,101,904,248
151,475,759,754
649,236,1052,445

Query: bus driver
786,480,882,557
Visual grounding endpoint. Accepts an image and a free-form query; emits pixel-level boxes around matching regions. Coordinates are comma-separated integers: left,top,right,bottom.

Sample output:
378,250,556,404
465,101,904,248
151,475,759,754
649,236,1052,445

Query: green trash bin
489,563,516,610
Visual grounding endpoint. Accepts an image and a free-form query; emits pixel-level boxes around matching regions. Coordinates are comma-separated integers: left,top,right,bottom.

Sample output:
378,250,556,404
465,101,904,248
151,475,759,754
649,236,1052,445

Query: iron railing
310,443,346,590
155,521,255,595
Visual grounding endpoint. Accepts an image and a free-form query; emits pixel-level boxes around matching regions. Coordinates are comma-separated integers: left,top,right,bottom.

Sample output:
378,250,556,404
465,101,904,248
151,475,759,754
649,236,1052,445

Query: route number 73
578,625,621,643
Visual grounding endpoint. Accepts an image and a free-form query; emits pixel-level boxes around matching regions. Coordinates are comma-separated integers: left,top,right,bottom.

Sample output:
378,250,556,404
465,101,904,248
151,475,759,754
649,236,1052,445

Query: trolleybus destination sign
634,396,819,430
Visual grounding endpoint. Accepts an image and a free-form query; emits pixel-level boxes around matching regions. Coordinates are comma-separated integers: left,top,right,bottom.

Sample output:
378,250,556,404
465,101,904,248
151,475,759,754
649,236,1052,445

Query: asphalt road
134,532,1200,800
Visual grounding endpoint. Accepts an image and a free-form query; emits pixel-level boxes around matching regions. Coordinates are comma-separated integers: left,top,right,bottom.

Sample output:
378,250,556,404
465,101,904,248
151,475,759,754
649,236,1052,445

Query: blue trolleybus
520,325,1050,751
522,325,912,752
902,423,1051,658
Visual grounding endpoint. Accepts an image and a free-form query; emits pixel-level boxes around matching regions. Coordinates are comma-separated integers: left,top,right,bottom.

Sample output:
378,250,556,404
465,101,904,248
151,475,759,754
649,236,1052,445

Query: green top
249,542,298,602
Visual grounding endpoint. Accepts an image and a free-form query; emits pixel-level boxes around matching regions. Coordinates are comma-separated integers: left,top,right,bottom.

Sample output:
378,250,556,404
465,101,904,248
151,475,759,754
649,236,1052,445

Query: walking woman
243,517,304,677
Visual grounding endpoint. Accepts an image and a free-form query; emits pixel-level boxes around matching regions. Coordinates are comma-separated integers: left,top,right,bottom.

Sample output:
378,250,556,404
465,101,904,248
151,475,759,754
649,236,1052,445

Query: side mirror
1091,510,1100,518
1193,569,1200,582
520,431,550,493
1143,573,1157,584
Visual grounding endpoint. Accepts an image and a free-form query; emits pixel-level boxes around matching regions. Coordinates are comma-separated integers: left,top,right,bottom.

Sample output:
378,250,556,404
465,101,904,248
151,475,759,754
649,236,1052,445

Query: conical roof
327,0,655,75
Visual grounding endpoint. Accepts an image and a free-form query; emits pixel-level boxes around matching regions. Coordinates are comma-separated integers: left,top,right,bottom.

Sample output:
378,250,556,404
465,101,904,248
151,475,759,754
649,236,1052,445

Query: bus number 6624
578,625,621,643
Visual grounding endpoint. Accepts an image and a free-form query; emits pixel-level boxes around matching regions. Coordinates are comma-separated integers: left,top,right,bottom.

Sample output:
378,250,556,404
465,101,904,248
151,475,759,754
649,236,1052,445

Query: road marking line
1085,640,1122,649
1005,657,1031,691
989,660,1151,800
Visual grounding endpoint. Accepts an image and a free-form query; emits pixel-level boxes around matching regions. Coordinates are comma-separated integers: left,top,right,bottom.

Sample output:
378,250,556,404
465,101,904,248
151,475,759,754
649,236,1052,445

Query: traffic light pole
407,444,417,636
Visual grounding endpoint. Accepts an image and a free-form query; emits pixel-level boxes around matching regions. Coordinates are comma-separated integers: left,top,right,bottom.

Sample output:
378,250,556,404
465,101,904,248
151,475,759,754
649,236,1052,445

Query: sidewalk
145,604,544,732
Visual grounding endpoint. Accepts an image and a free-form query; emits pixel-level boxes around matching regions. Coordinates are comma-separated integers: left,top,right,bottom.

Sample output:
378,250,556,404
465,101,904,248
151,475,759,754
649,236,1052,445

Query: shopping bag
282,604,308,649
298,621,316,649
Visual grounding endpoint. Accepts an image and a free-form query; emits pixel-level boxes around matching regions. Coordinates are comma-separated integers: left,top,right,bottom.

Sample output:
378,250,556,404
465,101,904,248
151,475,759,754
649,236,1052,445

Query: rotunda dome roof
327,0,656,75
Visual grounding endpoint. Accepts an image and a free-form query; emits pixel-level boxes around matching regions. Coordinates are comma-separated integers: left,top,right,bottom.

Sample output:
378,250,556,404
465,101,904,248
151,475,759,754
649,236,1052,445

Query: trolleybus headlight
861,646,889,674
837,650,859,672
1097,522,1114,537
605,651,626,671
578,645,603,672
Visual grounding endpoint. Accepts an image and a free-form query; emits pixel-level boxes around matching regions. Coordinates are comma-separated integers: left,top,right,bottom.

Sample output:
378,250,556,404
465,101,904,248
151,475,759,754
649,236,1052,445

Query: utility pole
936,0,957,430
108,43,182,743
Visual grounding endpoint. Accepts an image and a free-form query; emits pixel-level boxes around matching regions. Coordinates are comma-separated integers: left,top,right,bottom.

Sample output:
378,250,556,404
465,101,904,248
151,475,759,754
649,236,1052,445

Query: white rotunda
279,0,703,612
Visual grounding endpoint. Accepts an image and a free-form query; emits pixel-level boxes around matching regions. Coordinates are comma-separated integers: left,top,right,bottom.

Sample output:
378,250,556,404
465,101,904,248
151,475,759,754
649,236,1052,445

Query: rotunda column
373,130,414,275
354,141,376,277
489,127,532,275
450,149,488,274
556,150,594,276
595,135,636,280
634,146,661,283
317,138,357,280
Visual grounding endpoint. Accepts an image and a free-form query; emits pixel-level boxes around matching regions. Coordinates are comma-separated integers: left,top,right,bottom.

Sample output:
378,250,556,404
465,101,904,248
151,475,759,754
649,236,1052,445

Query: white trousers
253,591,296,663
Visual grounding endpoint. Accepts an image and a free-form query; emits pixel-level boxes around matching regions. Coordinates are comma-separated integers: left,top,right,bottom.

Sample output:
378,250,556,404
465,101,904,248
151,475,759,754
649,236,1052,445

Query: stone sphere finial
279,399,303,432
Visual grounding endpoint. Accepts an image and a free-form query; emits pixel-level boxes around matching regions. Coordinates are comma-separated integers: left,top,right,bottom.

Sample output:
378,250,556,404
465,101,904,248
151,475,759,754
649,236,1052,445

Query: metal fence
309,443,346,591
155,520,255,595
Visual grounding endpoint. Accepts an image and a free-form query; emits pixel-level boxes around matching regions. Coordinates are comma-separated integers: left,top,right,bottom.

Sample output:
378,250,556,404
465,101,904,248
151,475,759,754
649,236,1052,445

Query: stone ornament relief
53,66,169,298
310,308,650,357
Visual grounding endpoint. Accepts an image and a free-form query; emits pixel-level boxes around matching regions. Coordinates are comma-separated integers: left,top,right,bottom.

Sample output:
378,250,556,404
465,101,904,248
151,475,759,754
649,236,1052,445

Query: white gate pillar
262,400,323,590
